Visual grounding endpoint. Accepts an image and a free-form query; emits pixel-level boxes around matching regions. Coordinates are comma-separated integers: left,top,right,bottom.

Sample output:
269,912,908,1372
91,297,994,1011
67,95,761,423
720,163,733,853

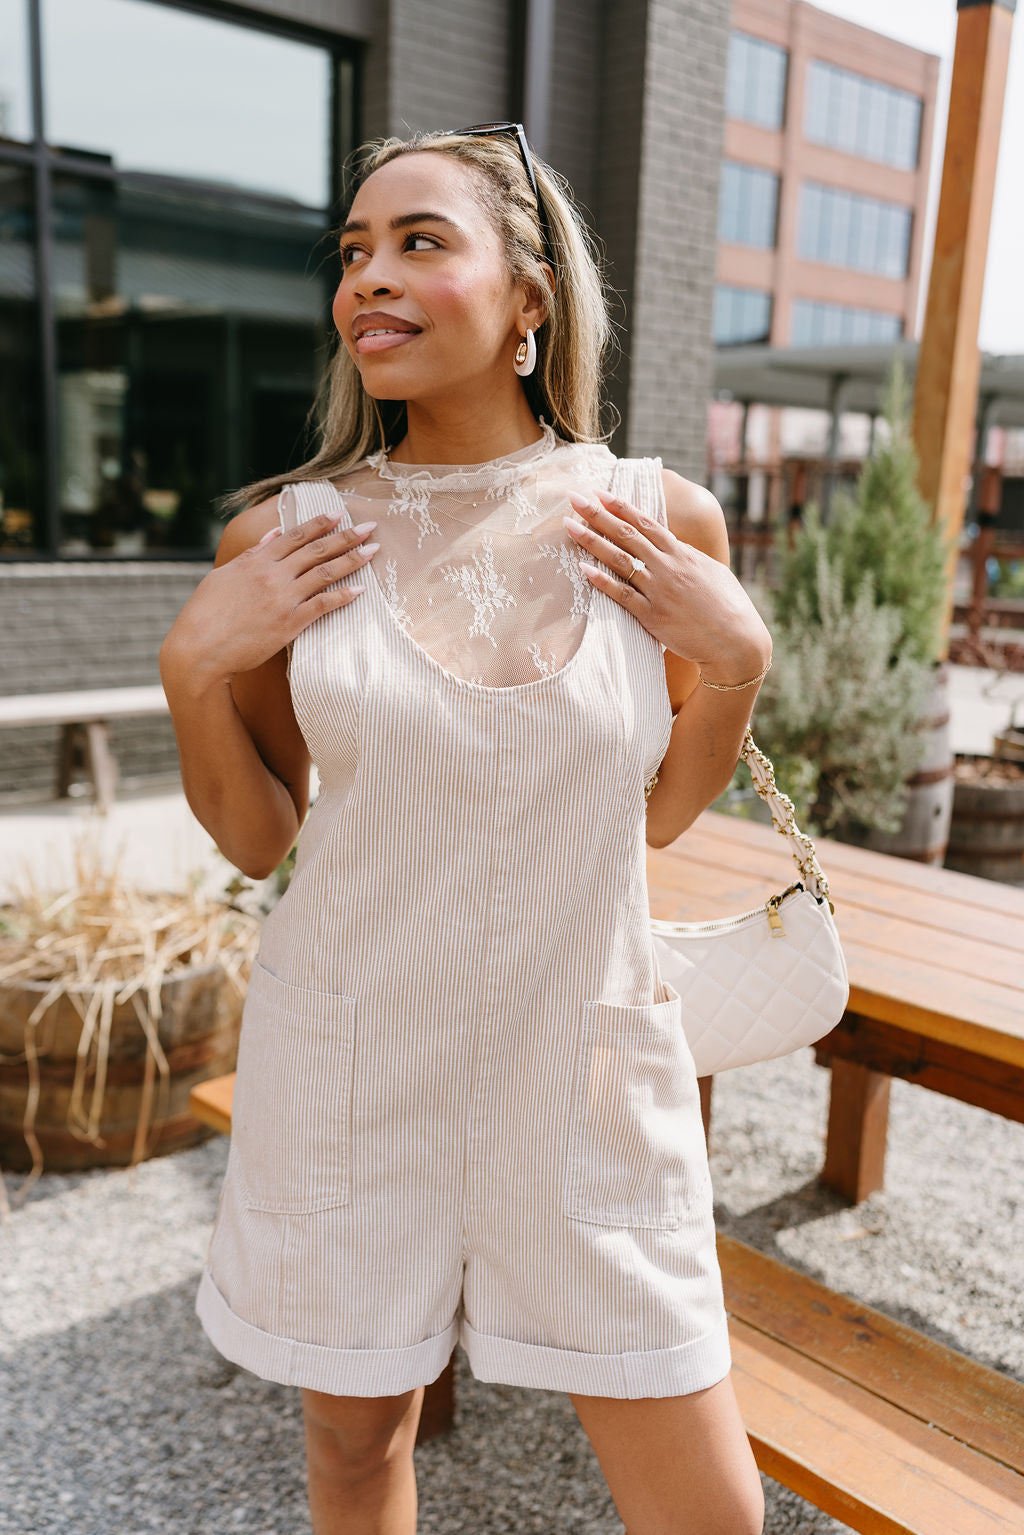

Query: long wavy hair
216,128,621,519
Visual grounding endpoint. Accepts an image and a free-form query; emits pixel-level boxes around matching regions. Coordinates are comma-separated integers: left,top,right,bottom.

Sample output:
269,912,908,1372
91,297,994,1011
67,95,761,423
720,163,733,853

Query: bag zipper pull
766,883,801,937
766,896,785,937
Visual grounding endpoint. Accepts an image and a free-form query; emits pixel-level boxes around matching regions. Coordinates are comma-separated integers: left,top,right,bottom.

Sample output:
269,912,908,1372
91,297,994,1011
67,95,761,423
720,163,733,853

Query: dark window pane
0,164,43,552
50,172,334,556
0,0,33,143
41,0,331,205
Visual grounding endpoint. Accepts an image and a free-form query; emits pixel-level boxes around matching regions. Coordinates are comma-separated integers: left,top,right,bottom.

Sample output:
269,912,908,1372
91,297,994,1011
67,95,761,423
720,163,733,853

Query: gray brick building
0,0,728,800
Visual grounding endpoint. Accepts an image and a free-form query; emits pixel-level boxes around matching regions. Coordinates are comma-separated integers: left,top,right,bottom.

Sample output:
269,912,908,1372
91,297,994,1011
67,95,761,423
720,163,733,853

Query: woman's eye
340,232,438,266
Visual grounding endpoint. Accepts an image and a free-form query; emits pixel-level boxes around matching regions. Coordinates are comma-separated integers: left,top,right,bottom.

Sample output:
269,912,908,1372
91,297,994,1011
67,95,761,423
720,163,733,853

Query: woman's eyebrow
338,211,463,238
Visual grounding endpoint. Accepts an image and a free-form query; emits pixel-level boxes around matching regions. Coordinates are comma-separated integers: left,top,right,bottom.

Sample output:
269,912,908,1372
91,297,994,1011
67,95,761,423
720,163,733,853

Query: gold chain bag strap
649,726,850,1076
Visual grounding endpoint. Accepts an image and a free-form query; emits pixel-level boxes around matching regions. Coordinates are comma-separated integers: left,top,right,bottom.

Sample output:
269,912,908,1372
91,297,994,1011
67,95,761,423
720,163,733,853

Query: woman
160,125,770,1535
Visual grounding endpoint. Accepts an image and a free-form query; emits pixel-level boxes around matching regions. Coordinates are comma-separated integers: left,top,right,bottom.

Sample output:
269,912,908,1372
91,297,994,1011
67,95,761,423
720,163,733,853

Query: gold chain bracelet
698,656,772,692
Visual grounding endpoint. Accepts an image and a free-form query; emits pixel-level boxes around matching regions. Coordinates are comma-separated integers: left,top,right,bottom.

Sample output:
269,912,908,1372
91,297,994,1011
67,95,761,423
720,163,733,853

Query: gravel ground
2,1045,1021,1535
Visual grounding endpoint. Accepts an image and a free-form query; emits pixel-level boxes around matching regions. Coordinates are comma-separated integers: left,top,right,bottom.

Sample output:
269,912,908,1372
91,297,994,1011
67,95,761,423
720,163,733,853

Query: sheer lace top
307,419,622,690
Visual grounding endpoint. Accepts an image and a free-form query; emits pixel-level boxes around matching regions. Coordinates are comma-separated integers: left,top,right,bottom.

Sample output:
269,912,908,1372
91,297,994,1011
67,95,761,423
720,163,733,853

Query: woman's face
332,151,537,404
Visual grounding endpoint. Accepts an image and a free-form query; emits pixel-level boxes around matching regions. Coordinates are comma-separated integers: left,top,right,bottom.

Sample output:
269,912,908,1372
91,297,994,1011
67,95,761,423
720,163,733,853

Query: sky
811,0,1024,352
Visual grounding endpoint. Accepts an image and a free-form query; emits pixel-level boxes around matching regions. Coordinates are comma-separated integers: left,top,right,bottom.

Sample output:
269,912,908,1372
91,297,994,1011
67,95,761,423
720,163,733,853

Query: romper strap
610,455,667,529
610,455,640,511
277,483,297,535
277,479,346,535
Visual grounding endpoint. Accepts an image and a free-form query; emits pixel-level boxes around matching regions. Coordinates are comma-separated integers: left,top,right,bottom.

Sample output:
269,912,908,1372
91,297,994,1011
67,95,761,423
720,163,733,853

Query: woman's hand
563,488,771,681
159,508,379,694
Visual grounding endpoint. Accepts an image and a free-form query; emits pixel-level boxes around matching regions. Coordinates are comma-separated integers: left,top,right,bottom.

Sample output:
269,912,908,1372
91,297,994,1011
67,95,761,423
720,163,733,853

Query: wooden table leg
56,720,119,810
84,720,118,812
417,1356,456,1443
819,1055,891,1204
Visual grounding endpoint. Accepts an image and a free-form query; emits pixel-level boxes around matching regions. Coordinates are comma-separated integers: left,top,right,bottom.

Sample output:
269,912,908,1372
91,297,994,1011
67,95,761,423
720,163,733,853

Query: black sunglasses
440,121,555,271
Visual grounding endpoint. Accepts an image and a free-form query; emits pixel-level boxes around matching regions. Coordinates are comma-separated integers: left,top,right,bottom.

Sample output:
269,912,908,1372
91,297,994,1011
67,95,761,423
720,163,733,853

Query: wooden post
911,0,1015,660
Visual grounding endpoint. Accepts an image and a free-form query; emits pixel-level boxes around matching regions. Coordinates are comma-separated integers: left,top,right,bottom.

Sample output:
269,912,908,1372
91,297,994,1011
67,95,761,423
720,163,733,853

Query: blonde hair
216,128,621,518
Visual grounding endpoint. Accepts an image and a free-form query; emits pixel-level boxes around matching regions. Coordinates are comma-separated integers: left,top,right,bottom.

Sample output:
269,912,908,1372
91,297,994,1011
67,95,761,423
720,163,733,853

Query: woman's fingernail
568,491,590,511
257,527,280,544
353,520,377,534
562,515,586,534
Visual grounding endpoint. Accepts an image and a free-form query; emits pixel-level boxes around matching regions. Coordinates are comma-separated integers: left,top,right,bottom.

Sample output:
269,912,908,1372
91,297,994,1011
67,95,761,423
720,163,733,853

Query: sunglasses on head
439,121,555,271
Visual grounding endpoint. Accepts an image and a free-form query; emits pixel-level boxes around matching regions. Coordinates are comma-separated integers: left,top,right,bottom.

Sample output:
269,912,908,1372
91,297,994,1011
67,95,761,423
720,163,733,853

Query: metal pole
27,0,60,556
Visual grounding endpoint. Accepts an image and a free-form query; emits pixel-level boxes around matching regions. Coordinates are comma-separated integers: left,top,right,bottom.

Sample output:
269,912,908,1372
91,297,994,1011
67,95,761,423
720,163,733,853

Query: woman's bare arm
158,497,374,880
645,471,771,850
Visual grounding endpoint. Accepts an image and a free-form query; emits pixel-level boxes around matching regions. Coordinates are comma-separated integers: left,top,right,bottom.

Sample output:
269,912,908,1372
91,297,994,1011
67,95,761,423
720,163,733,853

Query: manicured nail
353,520,378,534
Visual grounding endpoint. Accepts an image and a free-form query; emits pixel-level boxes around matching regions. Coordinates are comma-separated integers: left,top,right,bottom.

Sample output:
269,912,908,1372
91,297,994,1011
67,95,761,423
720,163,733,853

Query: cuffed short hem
195,1266,457,1396
458,1311,733,1398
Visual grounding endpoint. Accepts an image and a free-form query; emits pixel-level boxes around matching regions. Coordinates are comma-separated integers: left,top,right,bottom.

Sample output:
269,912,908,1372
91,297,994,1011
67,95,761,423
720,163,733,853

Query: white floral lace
327,425,622,688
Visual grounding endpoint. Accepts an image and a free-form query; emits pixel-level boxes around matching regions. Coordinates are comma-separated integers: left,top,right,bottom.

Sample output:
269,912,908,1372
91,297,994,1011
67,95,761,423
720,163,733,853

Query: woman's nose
353,258,401,300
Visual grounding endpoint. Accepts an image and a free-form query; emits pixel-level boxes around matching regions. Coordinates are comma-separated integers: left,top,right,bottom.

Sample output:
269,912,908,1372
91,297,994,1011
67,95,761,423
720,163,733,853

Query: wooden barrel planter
944,754,1024,885
0,958,248,1173
845,659,955,865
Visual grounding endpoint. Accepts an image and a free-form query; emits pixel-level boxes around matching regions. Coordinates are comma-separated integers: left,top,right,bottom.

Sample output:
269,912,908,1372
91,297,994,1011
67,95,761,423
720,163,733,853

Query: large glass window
791,299,903,347
713,286,773,346
50,171,329,555
0,0,34,144
798,181,912,278
725,32,788,130
0,0,357,559
41,0,332,205
805,60,922,171
719,162,780,249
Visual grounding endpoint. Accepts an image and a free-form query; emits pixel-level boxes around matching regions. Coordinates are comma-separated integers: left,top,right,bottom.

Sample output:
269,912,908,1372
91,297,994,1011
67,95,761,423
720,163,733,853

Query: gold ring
625,554,646,587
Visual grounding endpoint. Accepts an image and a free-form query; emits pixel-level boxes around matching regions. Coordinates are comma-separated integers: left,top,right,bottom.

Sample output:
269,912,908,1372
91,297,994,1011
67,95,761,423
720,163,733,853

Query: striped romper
194,422,733,1399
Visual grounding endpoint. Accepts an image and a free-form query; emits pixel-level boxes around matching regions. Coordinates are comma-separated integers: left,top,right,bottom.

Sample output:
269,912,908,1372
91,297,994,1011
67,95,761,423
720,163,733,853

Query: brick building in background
0,0,731,801
709,0,940,497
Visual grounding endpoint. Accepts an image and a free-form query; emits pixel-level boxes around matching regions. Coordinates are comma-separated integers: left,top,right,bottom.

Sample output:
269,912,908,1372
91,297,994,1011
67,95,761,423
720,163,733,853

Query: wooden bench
0,685,170,811
189,1072,1024,1528
720,1233,1023,1532
648,806,1024,1204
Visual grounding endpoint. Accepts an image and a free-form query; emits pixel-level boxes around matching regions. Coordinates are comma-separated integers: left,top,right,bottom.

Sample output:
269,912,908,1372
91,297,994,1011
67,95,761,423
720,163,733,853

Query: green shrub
741,363,952,839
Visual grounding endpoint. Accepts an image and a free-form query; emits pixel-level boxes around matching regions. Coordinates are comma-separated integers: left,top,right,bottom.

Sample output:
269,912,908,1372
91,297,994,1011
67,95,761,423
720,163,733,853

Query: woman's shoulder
659,467,729,562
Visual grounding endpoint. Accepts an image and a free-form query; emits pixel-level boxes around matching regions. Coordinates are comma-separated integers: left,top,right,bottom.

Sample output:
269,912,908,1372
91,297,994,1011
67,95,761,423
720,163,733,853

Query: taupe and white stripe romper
195,419,733,1399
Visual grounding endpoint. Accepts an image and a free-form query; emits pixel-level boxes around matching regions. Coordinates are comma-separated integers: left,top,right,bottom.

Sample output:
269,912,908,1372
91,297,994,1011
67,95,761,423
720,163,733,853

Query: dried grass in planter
0,834,261,1211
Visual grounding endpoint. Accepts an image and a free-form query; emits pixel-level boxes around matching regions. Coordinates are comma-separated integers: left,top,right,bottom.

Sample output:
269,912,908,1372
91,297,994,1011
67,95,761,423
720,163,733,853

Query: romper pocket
232,956,356,1215
562,981,709,1230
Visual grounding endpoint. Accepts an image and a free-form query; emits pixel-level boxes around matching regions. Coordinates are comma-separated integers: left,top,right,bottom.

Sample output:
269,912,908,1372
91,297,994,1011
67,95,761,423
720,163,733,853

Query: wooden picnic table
648,807,1024,1204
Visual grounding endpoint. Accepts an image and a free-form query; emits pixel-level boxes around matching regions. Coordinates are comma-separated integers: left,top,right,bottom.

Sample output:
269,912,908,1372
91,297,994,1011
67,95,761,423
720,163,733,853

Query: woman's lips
355,330,421,354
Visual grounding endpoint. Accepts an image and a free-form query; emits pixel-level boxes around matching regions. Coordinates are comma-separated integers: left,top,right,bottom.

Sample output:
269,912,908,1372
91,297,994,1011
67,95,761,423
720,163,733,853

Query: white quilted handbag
650,727,850,1077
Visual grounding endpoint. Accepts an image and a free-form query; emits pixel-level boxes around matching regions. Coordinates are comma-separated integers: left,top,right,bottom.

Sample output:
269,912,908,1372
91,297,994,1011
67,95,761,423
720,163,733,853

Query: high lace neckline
366,417,559,489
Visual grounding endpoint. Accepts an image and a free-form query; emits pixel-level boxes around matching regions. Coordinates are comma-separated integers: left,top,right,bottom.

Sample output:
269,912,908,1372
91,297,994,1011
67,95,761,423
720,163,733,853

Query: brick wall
363,0,513,138
625,0,730,476
0,565,203,800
